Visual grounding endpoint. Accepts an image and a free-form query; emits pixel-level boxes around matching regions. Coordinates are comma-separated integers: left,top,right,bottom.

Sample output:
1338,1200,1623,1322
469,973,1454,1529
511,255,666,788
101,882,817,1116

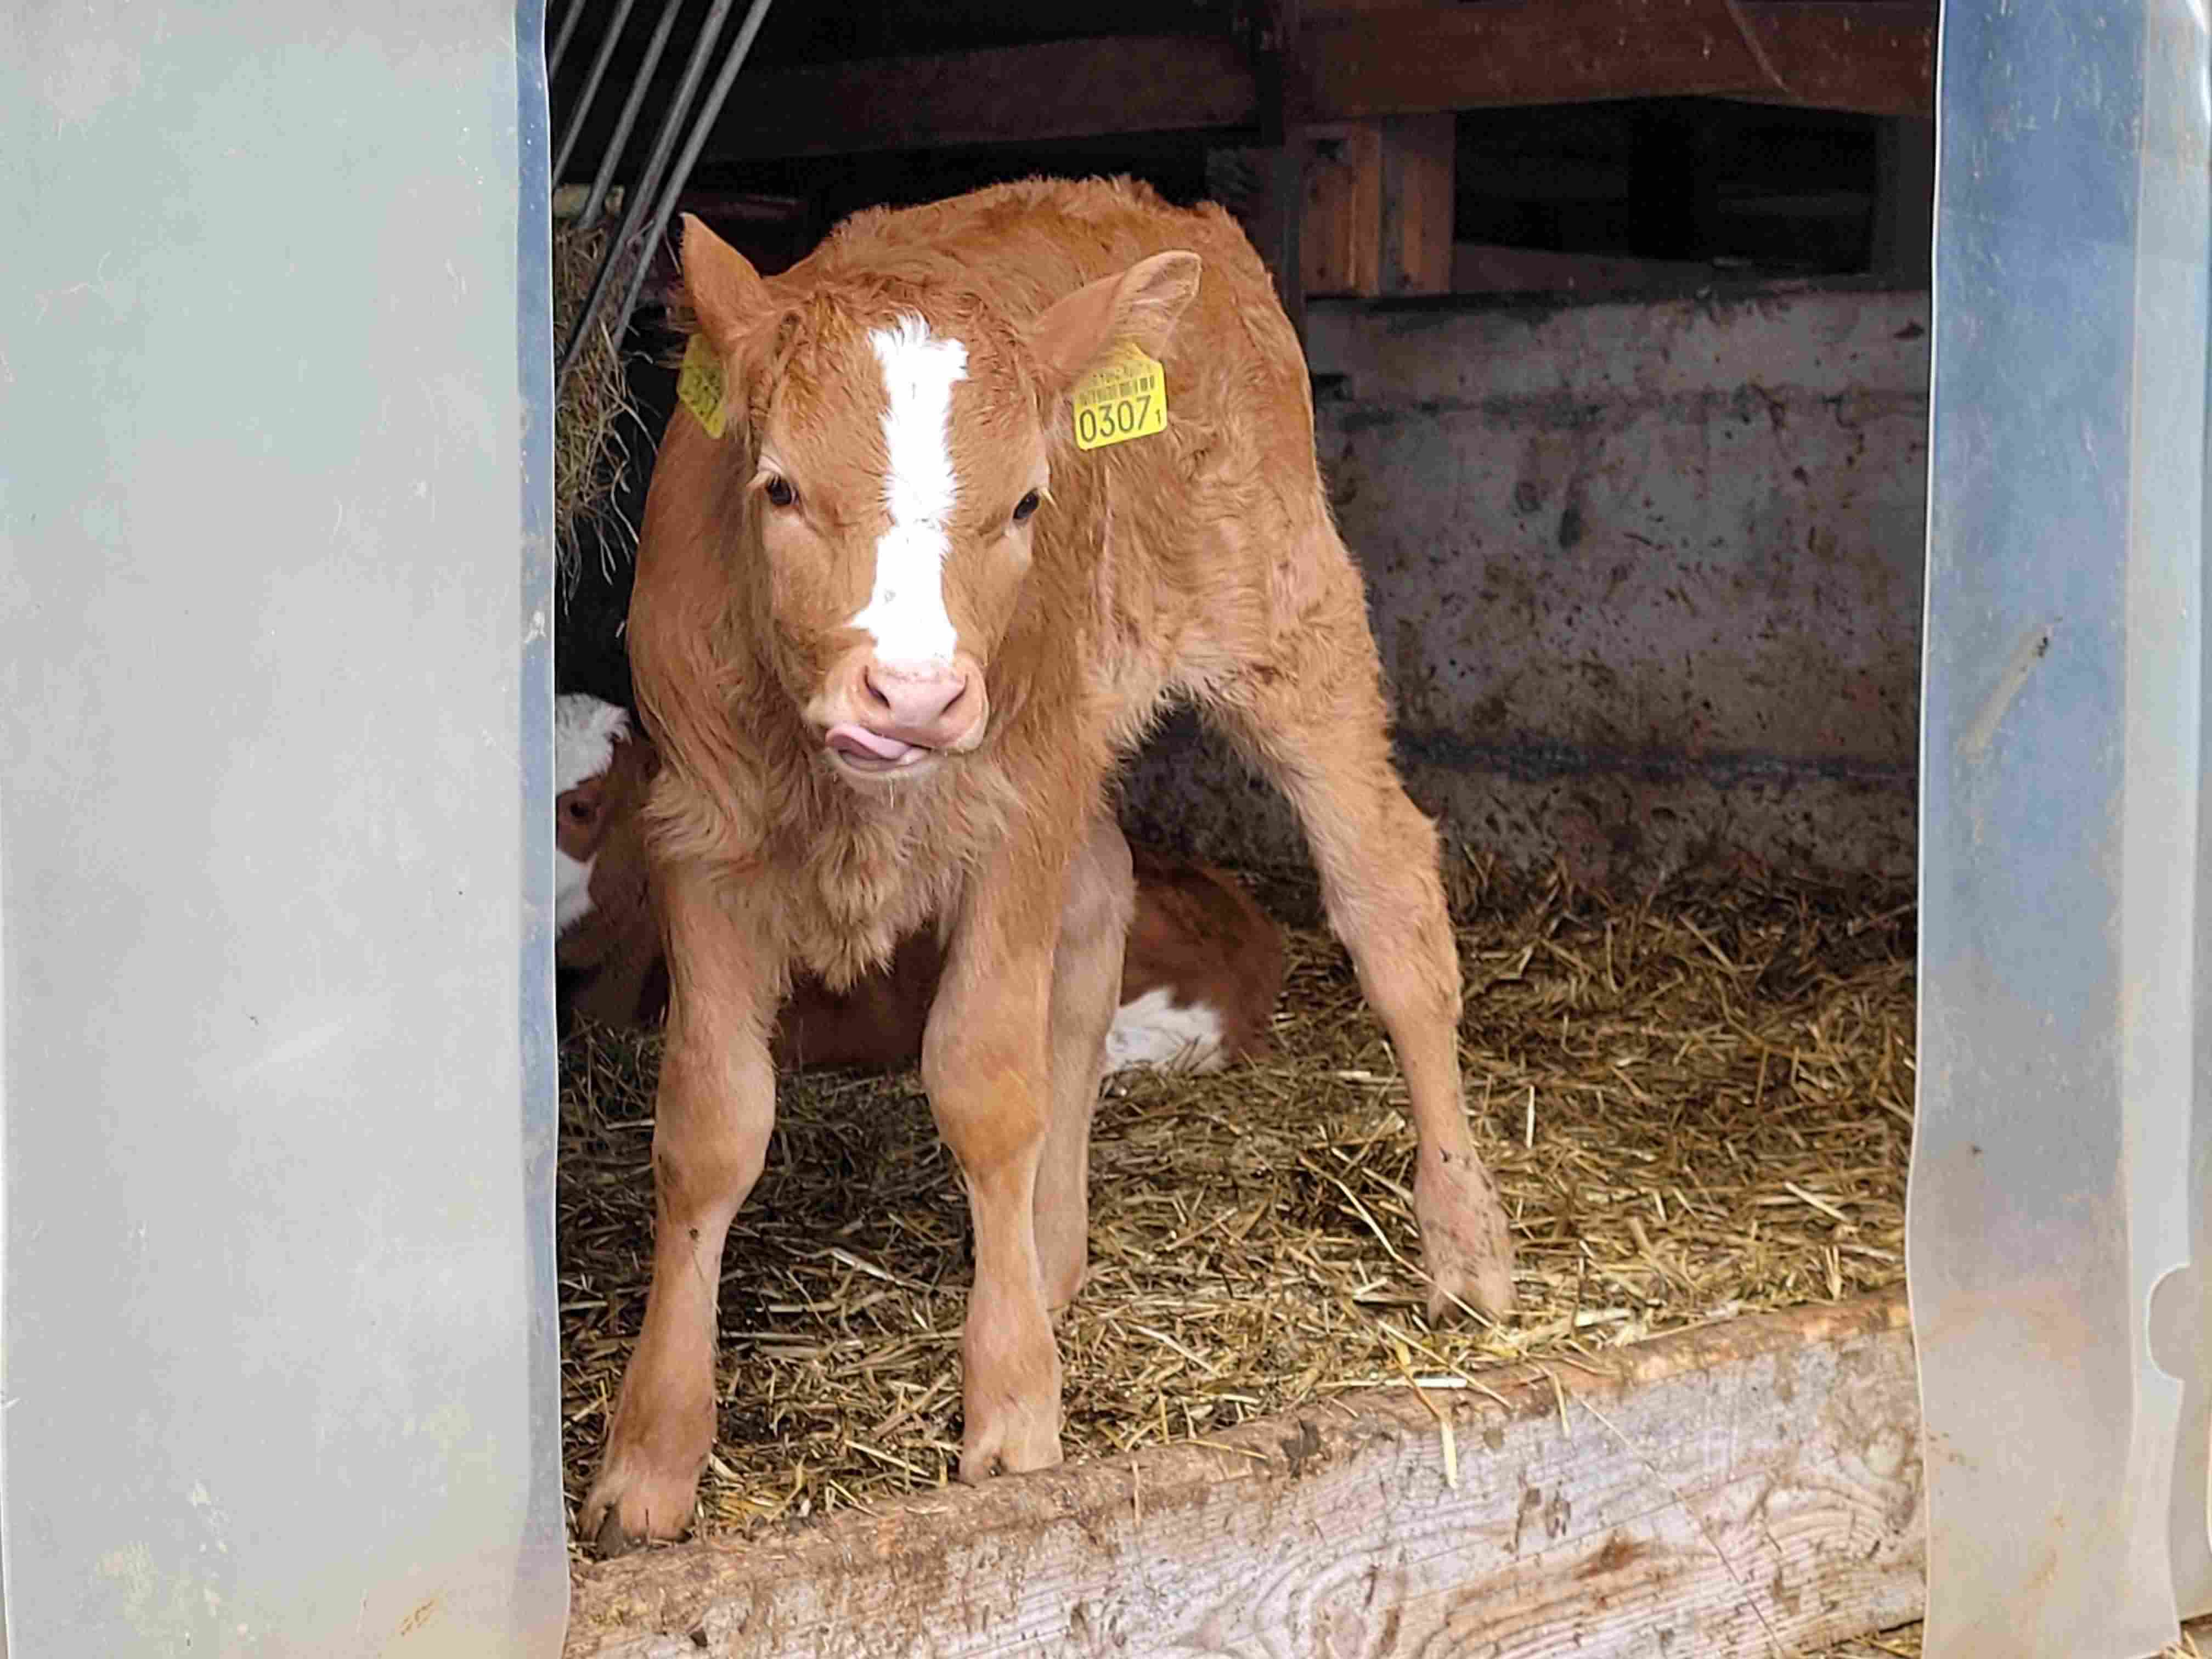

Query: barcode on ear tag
1072,343,1167,452
678,332,727,439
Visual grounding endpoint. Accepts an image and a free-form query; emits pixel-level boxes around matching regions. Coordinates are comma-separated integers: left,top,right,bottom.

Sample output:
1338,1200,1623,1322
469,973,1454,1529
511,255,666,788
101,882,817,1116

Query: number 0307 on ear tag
678,332,727,439
1072,342,1167,452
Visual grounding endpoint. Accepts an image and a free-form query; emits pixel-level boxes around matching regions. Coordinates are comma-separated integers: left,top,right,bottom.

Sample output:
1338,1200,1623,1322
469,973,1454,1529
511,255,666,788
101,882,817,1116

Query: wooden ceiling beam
1731,1,1937,117
662,2,1933,167
673,34,1258,163
1301,1,1937,123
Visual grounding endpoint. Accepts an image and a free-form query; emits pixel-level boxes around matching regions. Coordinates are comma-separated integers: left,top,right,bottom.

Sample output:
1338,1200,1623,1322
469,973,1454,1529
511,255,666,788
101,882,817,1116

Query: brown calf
583,176,1512,1553
554,692,1283,1069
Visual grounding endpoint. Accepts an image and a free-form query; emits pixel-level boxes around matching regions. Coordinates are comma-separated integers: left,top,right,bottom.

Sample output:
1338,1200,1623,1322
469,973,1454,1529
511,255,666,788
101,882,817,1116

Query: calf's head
677,214,1201,785
552,693,657,943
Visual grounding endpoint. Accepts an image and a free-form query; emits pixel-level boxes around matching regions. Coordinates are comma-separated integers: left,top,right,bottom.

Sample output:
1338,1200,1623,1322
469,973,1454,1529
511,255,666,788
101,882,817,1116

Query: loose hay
552,194,644,596
1811,1621,2212,1658
1809,1628,1926,1658
557,860,1916,1547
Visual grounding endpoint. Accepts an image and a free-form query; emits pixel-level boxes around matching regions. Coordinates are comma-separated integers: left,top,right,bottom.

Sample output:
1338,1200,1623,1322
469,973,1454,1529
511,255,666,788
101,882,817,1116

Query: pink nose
862,662,969,739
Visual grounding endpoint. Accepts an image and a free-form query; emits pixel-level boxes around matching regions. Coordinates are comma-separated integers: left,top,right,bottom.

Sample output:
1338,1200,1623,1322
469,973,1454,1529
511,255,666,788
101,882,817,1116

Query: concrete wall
1120,280,1930,885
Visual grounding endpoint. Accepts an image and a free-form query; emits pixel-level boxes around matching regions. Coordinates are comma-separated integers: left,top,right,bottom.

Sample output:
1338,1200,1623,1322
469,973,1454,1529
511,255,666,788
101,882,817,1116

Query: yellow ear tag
1071,342,1168,452
677,332,727,439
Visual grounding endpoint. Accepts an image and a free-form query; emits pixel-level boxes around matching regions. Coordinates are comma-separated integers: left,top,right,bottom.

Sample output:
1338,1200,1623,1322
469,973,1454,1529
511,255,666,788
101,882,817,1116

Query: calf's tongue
827,723,921,764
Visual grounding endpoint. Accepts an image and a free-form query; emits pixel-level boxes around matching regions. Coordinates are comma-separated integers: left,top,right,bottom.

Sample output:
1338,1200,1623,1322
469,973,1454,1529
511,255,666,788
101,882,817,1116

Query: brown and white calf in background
555,695,667,1030
583,176,1511,1553
554,692,1283,1070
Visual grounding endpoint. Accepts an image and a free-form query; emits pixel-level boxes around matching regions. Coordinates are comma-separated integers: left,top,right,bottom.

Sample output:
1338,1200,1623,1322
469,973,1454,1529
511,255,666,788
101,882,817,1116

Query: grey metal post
1912,0,2210,1652
0,2,568,1652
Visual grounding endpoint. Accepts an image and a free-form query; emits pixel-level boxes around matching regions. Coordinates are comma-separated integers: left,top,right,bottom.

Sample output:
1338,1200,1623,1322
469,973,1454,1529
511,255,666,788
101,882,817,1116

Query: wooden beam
1301,115,1456,298
1380,112,1456,294
667,34,1257,163
563,1294,1925,1657
1301,122,1385,296
1731,2,1939,117
648,3,1931,170
1253,0,1308,342
1302,0,1937,122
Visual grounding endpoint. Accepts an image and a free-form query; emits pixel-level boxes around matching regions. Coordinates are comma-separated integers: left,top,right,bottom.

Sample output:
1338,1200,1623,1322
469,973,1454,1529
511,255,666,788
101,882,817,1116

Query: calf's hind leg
1211,565,1514,1319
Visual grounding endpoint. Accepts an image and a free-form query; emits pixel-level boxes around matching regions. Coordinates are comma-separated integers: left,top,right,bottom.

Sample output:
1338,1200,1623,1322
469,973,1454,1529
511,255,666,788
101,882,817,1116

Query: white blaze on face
850,316,968,664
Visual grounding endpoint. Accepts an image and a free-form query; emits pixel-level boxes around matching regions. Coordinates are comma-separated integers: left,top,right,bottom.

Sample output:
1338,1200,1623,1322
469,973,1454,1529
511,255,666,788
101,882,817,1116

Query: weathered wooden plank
1301,122,1385,297
670,35,1259,163
566,1294,1923,1657
1380,113,1455,295
651,3,1933,170
1731,2,1939,117
1302,0,1937,122
1300,115,1454,298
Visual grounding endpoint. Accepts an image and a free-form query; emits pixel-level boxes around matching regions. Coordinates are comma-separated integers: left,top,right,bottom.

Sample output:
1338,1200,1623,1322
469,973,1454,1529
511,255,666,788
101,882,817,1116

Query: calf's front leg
580,869,781,1554
924,861,1068,1483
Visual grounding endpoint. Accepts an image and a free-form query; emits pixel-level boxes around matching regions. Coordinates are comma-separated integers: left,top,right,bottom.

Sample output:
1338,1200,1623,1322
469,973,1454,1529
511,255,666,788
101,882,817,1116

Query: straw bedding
1816,1622,2211,1657
557,853,1916,1550
551,201,644,597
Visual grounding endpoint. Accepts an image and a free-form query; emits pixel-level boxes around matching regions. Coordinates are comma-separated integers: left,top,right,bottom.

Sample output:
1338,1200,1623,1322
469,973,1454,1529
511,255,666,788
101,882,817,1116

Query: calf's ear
679,213,774,352
1028,250,1203,392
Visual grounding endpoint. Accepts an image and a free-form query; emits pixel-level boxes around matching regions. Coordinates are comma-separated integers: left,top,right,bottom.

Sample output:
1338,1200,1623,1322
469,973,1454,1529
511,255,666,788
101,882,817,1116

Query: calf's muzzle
819,651,987,774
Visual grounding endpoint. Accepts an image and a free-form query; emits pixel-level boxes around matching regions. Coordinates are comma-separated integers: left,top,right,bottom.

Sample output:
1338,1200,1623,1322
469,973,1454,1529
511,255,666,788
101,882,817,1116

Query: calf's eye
764,476,797,509
1012,489,1041,524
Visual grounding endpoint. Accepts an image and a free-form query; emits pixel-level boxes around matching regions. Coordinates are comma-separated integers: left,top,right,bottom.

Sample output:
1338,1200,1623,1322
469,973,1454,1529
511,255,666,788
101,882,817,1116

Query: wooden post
1301,114,1455,297
1300,120,1384,296
1208,0,1307,341
1379,111,1454,294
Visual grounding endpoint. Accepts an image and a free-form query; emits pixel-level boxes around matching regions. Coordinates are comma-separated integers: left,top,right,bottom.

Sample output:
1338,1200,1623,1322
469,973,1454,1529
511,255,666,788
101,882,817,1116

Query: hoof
957,1398,1063,1485
592,1507,646,1561
578,1448,702,1558
1424,1251,1515,1322
1415,1154,1516,1321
